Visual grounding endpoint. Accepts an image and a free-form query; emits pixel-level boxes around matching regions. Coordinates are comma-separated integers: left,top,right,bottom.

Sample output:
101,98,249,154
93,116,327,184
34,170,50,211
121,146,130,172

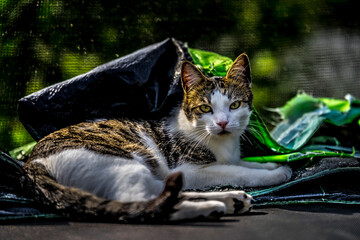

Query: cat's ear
225,53,251,85
181,61,207,92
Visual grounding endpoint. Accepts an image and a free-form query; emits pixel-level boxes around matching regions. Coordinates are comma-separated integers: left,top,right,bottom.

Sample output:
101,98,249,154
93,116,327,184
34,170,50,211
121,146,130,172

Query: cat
24,53,292,222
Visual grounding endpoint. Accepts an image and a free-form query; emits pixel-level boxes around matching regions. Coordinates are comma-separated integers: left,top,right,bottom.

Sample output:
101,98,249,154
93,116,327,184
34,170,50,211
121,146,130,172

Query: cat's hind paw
181,191,253,215
217,191,253,215
169,200,226,221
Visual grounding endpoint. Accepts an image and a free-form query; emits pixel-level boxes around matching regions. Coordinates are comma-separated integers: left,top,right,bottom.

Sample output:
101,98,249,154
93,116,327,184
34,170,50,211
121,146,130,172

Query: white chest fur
207,136,241,165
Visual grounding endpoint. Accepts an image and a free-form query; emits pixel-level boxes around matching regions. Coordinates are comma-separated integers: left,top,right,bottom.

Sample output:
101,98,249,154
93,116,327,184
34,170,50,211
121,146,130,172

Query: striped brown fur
29,118,216,176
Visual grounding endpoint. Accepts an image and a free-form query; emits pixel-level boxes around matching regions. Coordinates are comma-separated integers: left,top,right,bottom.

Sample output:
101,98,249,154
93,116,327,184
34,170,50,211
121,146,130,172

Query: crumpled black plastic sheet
19,38,191,141
2,38,359,222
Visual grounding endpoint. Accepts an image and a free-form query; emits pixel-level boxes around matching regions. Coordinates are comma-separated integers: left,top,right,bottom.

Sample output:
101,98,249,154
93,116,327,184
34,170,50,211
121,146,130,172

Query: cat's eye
230,101,242,110
199,105,212,113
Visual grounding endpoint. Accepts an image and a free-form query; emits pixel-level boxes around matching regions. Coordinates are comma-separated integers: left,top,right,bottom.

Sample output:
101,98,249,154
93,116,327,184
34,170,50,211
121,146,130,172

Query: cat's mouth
217,130,231,136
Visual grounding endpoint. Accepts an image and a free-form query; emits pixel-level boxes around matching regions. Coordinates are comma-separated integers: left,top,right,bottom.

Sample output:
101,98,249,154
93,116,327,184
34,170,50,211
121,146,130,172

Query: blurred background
1,0,360,152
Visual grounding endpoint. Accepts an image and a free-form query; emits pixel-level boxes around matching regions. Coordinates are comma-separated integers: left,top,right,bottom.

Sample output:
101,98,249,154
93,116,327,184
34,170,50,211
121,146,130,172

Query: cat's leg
174,163,292,189
24,161,184,222
25,149,227,222
181,191,253,215
24,161,226,222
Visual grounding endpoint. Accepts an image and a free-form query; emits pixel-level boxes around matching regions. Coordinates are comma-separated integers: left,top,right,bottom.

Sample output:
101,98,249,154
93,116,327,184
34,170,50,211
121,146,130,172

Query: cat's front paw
262,162,280,170
278,165,292,183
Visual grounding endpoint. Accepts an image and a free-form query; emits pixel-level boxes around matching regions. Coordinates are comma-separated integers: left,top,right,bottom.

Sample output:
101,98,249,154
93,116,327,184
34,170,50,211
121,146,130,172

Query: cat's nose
216,121,228,129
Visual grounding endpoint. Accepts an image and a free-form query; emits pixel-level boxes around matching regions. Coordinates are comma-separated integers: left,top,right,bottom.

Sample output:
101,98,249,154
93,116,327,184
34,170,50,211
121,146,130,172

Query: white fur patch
34,148,164,202
137,131,171,179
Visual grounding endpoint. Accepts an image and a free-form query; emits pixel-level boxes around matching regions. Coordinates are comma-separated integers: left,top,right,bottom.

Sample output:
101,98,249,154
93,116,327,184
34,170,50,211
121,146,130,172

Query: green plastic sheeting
272,93,360,150
242,102,359,162
9,142,36,161
188,48,234,77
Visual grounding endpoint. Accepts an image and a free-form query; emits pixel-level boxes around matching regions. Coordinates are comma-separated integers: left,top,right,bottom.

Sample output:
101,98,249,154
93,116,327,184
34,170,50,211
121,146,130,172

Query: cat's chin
209,128,245,139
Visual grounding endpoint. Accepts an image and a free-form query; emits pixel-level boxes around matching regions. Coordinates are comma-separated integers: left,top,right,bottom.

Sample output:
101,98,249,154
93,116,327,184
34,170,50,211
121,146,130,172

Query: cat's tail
23,162,183,222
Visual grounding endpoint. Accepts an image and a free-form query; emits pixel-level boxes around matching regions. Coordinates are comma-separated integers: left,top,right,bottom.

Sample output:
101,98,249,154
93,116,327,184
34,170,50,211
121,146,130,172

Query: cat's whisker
240,132,253,146
247,126,262,137
245,127,265,143
186,130,211,156
166,126,210,162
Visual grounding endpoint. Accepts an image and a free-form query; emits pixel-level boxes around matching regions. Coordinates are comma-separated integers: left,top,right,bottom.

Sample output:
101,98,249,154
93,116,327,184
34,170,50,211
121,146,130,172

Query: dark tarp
1,150,358,222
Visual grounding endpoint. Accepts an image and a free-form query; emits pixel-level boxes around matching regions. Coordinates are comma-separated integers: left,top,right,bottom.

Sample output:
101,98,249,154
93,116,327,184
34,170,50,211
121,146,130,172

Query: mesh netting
1,0,360,151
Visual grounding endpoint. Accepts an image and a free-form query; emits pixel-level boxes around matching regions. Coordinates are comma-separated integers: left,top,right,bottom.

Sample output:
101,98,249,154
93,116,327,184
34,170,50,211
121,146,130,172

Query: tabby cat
24,53,292,222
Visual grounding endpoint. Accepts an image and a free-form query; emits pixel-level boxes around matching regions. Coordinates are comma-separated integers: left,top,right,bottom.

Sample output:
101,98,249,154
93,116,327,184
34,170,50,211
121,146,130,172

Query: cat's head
180,53,253,138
